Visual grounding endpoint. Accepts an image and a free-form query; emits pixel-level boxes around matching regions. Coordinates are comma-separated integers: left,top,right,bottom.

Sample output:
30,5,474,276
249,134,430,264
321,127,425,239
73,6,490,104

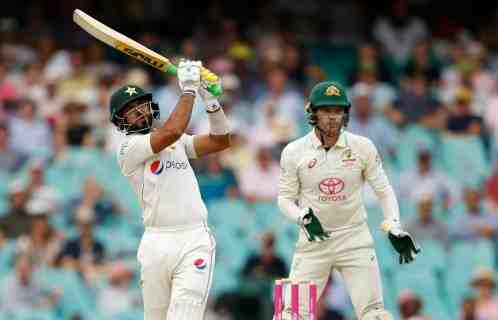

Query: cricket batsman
277,81,420,319
111,60,230,319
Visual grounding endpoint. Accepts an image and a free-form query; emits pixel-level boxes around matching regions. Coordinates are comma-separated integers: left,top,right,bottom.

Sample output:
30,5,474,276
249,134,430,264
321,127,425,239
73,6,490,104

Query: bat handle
165,64,223,97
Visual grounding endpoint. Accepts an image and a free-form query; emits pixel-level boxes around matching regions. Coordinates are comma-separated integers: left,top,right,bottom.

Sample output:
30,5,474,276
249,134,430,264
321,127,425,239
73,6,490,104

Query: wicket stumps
274,279,318,320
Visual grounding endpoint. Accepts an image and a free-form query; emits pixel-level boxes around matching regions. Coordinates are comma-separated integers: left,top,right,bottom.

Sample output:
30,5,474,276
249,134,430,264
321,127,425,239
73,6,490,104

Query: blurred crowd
1,0,498,319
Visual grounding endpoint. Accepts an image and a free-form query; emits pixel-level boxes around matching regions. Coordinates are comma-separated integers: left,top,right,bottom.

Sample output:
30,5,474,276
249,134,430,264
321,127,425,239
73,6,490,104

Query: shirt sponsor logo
165,160,188,170
194,258,207,271
150,160,164,175
319,177,344,195
319,195,346,201
308,158,317,169
319,177,346,202
341,148,356,166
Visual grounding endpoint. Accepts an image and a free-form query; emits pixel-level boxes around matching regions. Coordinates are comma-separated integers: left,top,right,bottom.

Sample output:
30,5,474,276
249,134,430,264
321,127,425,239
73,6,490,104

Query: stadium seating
440,135,489,186
445,239,495,313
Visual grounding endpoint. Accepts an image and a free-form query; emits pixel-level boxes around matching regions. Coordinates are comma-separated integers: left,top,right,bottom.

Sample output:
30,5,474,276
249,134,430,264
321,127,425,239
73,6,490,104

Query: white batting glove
177,60,201,94
199,85,221,113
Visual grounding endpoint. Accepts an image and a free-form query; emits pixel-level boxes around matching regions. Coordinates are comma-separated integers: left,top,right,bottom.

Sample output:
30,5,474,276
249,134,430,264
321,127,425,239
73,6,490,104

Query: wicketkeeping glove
298,208,330,242
387,228,421,264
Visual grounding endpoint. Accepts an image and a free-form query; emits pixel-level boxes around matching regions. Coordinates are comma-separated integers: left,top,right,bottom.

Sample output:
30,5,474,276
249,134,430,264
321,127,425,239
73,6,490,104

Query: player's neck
314,128,339,150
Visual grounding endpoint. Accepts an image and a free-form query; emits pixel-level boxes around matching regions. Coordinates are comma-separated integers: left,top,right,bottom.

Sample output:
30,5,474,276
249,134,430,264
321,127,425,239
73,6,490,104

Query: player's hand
199,85,221,113
298,208,330,242
387,228,421,264
177,60,201,94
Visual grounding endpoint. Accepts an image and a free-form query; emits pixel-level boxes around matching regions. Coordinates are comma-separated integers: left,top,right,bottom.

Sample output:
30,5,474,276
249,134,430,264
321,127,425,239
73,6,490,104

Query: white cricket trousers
137,223,216,320
282,222,386,320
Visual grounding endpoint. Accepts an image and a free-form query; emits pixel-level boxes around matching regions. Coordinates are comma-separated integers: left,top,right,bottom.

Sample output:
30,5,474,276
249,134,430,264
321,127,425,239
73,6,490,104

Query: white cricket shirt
117,133,208,229
278,130,400,231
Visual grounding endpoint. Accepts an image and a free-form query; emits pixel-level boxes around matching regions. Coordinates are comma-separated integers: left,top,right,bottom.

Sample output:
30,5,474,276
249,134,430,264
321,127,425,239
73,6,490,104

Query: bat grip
165,64,223,97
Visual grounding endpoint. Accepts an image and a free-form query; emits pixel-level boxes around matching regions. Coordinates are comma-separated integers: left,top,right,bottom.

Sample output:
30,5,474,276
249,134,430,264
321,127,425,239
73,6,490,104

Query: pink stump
291,282,299,320
274,280,283,320
309,281,317,320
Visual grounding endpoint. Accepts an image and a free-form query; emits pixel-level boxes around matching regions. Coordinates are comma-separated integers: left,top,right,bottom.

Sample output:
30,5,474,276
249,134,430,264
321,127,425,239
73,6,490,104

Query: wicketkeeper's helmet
305,81,351,127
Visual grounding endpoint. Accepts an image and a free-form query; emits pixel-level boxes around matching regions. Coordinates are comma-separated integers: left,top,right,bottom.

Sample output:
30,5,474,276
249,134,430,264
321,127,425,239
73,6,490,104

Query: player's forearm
377,185,402,232
151,93,194,153
207,107,231,150
277,196,302,223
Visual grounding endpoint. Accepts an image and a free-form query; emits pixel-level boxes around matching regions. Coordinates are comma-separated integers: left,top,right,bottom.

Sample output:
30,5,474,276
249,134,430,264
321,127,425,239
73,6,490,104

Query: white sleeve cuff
208,108,230,135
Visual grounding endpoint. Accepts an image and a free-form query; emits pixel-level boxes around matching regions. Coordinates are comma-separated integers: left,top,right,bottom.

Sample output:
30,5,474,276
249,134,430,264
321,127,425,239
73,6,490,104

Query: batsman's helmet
305,81,351,127
109,85,160,134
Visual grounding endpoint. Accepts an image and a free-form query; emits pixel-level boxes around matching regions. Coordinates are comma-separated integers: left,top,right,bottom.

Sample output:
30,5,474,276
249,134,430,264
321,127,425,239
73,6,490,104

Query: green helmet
109,85,159,134
305,81,351,127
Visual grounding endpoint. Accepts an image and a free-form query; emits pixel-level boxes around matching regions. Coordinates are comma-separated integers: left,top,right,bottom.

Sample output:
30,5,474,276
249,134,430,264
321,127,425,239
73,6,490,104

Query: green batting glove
298,208,330,242
387,228,421,264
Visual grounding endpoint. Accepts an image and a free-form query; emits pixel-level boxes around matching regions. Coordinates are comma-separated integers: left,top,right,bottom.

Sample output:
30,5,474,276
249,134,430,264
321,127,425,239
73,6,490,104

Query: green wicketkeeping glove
387,228,421,264
298,208,330,242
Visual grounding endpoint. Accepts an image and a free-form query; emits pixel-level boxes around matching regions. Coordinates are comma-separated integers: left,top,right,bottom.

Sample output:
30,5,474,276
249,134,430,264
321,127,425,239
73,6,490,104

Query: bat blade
73,9,222,96
73,9,174,74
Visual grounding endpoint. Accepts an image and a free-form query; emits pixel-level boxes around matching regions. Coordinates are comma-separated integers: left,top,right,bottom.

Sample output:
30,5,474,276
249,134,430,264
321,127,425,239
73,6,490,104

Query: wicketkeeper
277,81,420,320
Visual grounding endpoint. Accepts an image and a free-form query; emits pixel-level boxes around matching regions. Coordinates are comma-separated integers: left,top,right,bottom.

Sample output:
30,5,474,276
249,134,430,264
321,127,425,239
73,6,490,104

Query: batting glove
298,208,330,242
199,85,221,113
177,60,201,94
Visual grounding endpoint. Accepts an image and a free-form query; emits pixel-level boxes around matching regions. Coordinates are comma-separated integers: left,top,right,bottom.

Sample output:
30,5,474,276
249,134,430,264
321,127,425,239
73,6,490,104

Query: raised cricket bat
73,9,223,96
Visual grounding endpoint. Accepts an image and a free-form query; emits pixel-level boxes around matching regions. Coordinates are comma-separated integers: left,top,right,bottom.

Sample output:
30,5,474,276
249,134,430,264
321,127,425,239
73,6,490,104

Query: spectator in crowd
239,232,287,320
399,150,457,210
0,253,57,314
348,83,399,161
450,187,498,241
398,290,429,320
16,196,62,269
252,66,303,137
0,60,17,106
97,262,141,318
0,122,26,173
57,101,91,146
447,87,483,136
485,164,498,209
218,129,254,177
238,146,280,202
404,193,449,247
242,232,287,279
483,74,498,141
38,79,64,123
67,176,119,225
351,42,398,109
470,268,498,319
0,180,31,238
15,62,46,107
56,45,96,102
459,296,477,320
24,159,59,209
59,205,105,275
197,154,238,203
373,0,428,65
402,40,441,85
7,98,52,157
386,74,434,127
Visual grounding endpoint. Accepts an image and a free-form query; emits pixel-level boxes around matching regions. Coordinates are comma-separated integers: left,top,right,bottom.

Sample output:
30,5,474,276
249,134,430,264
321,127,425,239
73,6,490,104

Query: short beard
316,120,342,137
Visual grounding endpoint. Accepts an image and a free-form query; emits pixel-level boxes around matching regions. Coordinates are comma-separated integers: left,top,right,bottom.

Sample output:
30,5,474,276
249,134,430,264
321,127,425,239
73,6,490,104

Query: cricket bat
73,9,223,96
